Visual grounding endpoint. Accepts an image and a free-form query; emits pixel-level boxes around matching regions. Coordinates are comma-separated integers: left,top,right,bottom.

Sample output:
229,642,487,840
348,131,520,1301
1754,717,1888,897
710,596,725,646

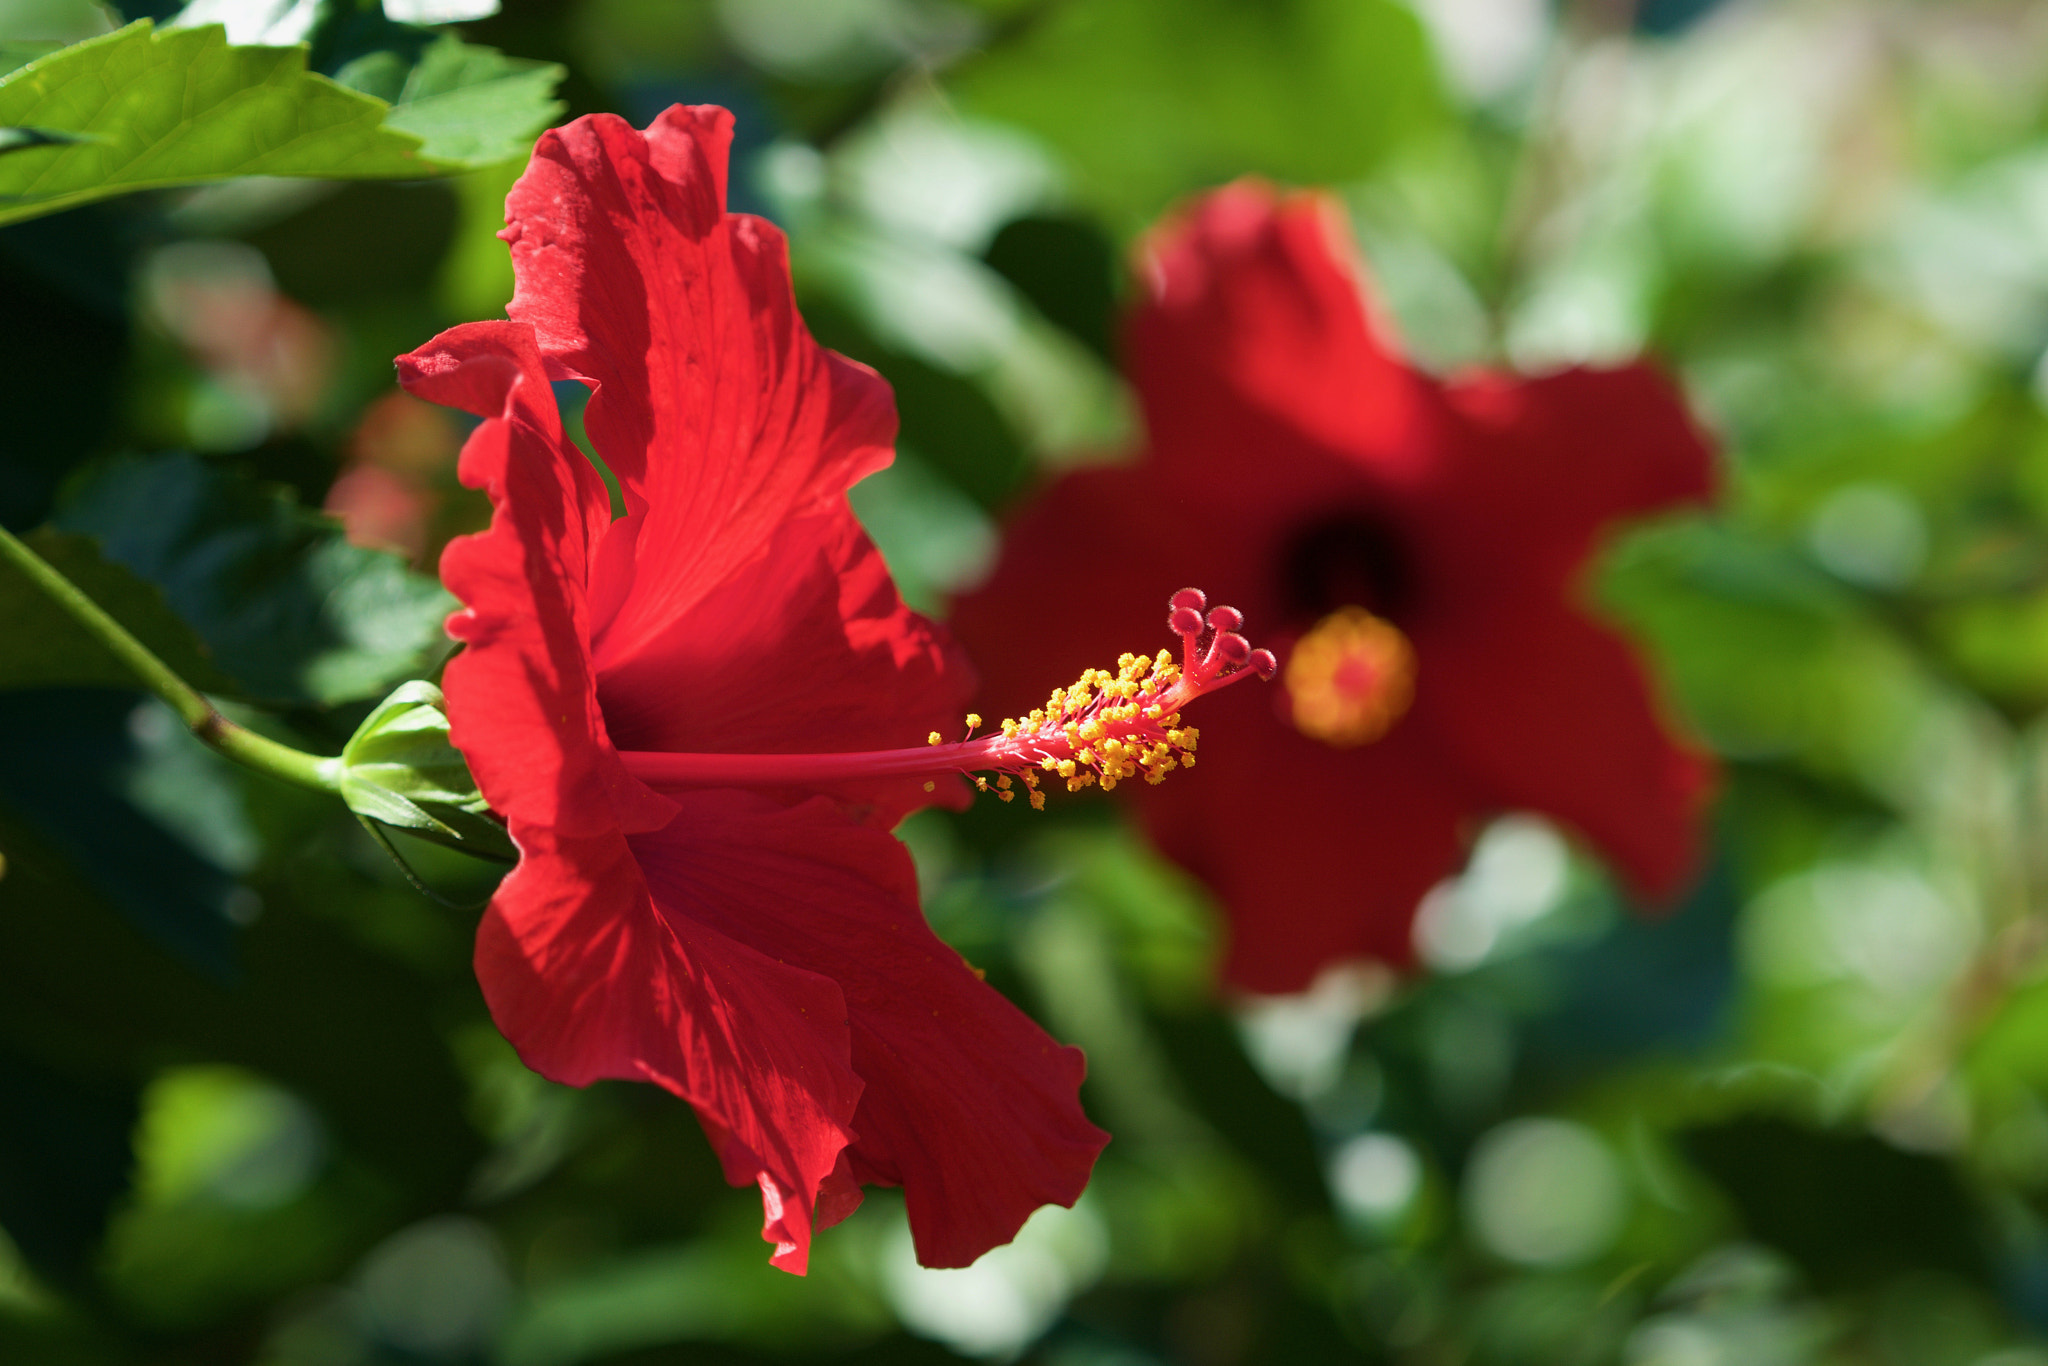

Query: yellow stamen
932,589,1276,811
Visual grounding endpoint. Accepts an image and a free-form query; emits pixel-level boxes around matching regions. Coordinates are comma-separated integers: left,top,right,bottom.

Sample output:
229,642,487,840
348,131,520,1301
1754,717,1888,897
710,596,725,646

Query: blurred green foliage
13,0,2048,1364
948,0,1447,231
0,529,233,692
51,451,453,705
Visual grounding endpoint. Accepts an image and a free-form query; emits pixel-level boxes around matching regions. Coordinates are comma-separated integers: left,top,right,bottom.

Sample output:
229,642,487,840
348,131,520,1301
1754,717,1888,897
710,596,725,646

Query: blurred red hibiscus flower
952,182,1717,996
397,106,1107,1274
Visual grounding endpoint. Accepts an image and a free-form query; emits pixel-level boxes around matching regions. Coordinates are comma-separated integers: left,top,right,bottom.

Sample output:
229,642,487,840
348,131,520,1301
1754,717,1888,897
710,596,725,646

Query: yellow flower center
1282,606,1415,747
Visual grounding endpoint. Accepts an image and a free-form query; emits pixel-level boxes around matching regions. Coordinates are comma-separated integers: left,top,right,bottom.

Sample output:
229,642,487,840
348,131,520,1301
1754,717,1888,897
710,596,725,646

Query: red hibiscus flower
952,182,1717,996
394,107,1154,1273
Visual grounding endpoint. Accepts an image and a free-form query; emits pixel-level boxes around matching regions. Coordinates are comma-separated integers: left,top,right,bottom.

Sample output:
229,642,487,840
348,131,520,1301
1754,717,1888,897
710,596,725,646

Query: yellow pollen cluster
1283,606,1416,747
968,647,1208,809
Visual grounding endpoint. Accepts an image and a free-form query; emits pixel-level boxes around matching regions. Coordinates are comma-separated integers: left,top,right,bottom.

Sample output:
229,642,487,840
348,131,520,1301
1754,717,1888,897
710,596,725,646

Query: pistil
620,589,1276,809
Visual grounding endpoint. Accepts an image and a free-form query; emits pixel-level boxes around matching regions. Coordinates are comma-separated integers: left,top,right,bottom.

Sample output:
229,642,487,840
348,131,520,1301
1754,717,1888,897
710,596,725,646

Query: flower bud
337,680,514,861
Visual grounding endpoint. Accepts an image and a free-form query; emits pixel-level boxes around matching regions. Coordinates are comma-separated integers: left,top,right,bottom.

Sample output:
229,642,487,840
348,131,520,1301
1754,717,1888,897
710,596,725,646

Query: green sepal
337,680,515,863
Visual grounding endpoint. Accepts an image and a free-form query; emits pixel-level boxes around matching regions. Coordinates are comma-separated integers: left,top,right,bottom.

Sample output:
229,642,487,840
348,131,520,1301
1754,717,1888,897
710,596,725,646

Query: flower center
1282,514,1413,621
616,588,1275,806
1282,606,1415,747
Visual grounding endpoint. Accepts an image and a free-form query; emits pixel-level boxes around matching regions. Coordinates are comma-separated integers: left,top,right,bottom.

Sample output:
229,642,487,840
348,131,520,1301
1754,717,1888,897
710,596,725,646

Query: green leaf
380,34,565,168
0,20,561,229
330,48,410,103
947,0,1447,232
0,20,430,222
0,527,236,694
53,452,455,708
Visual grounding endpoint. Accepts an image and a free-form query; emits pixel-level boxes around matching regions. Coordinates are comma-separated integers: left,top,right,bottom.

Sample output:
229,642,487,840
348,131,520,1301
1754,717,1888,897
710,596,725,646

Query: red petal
1431,364,1718,592
1414,593,1713,902
407,321,862,1271
397,320,674,840
596,505,973,825
629,794,1108,1268
501,107,897,666
1128,186,1716,596
1129,180,1442,501
1137,681,1475,993
475,821,862,1275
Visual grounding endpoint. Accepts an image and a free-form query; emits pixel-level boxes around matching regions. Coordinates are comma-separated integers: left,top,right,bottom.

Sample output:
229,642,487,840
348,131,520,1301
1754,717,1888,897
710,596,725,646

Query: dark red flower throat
1282,513,1415,623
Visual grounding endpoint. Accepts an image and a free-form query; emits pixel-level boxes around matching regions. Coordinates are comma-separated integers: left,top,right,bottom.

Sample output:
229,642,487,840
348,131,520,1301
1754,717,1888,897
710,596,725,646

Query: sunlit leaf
376,35,564,168
0,20,427,223
0,20,561,228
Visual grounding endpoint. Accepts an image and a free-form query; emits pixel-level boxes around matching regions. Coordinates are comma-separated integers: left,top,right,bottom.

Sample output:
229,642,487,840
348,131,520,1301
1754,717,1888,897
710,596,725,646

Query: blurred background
11,0,2048,1362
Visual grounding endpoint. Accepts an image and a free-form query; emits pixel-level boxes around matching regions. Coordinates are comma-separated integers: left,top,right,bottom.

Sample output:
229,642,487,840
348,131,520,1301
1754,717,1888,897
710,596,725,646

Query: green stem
0,524,340,794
